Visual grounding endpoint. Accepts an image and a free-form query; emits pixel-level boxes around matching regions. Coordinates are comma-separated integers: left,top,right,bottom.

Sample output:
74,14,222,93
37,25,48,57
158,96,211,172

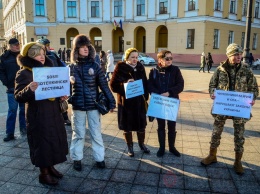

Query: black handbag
94,92,109,115
84,85,110,115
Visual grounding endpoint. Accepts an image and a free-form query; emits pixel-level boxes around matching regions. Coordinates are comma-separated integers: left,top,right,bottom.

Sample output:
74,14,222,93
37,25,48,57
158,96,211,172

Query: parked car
252,58,260,70
121,52,156,66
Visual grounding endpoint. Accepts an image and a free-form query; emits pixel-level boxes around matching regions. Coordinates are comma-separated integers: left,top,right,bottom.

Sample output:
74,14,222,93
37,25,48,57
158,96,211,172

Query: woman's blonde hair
27,43,45,58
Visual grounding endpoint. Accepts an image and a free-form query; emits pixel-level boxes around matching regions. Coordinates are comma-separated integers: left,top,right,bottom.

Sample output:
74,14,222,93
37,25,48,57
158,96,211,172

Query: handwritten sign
147,93,180,121
32,67,70,100
124,79,144,99
212,90,253,119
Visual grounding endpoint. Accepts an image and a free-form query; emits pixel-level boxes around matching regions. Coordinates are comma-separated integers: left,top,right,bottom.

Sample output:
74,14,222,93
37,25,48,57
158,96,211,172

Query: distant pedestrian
0,38,26,141
201,43,259,175
199,52,206,72
206,52,214,73
99,50,107,73
15,42,68,185
62,48,66,62
66,48,71,62
249,53,254,67
105,50,114,81
58,48,62,59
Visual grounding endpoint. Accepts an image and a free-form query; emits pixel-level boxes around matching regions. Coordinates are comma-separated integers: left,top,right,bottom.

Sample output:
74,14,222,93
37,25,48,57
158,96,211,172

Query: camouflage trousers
210,114,250,153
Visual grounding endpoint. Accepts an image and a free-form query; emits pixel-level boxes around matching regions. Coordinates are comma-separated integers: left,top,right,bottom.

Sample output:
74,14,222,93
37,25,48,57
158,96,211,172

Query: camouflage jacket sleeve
247,71,259,100
208,68,219,97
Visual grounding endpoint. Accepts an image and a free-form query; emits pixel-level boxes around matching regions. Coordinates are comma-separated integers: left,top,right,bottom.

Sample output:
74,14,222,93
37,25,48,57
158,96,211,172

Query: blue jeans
6,93,26,135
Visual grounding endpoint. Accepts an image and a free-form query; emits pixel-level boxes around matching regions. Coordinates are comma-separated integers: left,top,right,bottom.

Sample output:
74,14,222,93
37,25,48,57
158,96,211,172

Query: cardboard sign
124,79,144,99
212,90,253,119
32,67,70,100
147,93,180,121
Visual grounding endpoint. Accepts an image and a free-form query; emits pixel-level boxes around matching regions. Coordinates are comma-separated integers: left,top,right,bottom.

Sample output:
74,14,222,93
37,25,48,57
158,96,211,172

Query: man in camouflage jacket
201,43,259,175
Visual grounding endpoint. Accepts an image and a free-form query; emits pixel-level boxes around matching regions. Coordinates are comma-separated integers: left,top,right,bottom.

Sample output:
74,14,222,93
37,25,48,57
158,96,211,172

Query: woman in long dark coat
14,42,68,185
110,48,150,157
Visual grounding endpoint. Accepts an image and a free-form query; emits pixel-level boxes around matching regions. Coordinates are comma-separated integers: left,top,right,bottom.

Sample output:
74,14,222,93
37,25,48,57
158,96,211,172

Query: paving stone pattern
0,65,259,194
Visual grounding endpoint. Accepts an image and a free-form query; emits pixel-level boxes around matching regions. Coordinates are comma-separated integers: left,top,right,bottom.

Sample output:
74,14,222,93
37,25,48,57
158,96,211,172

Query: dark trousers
157,118,176,133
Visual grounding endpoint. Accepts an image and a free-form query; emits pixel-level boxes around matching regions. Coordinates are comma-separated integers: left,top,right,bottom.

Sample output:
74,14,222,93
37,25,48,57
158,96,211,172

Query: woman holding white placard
110,48,150,157
14,42,68,185
148,50,184,158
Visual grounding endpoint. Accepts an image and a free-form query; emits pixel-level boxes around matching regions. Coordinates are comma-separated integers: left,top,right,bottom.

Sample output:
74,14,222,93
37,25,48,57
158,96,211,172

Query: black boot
157,130,165,157
168,131,181,157
39,168,58,185
123,132,134,157
137,132,150,154
3,134,15,142
48,166,63,178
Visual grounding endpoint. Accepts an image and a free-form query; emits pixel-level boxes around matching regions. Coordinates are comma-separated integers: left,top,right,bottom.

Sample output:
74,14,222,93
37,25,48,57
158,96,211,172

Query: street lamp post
242,0,253,66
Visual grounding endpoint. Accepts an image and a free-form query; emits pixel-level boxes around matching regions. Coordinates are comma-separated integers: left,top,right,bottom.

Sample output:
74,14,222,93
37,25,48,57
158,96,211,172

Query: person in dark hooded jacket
14,42,68,186
68,34,116,171
110,48,150,157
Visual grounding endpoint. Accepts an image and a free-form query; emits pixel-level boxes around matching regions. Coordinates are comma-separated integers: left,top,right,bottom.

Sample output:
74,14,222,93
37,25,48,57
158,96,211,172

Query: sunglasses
45,44,50,47
164,57,173,61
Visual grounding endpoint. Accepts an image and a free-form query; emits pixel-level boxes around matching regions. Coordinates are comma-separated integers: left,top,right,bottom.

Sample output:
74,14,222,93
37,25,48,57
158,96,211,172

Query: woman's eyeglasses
164,57,173,61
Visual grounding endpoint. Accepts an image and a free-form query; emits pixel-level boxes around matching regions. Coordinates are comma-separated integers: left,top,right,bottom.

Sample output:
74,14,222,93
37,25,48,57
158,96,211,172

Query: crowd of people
0,36,258,186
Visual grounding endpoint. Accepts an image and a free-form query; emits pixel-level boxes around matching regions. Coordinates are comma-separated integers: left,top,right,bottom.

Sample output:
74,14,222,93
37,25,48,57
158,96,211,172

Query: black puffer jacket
69,58,116,111
0,50,20,92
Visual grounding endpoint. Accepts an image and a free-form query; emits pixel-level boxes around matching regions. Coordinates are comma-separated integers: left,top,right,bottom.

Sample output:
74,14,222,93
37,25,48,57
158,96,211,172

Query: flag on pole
119,19,123,29
113,20,118,30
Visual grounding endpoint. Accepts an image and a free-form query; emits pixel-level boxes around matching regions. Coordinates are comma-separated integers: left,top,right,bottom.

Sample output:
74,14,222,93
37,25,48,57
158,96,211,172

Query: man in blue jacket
0,38,26,141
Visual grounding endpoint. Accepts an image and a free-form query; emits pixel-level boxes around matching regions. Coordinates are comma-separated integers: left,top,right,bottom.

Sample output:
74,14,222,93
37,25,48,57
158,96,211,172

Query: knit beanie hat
226,43,243,57
20,42,43,57
124,48,138,61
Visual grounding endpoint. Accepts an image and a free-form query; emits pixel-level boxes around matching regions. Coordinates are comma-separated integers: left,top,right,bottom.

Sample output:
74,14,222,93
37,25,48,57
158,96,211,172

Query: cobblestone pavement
0,65,259,194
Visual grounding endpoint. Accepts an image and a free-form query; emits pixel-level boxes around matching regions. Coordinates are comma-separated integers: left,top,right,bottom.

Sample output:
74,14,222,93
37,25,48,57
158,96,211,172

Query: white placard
212,90,253,119
147,93,180,121
124,79,144,99
32,67,70,100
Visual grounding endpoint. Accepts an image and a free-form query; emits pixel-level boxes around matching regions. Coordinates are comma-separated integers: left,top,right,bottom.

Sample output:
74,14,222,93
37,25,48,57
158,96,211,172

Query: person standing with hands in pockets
110,48,150,157
148,50,184,157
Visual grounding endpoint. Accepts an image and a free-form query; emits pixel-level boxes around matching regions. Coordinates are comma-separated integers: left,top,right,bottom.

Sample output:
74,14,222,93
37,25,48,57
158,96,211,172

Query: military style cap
226,43,243,57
